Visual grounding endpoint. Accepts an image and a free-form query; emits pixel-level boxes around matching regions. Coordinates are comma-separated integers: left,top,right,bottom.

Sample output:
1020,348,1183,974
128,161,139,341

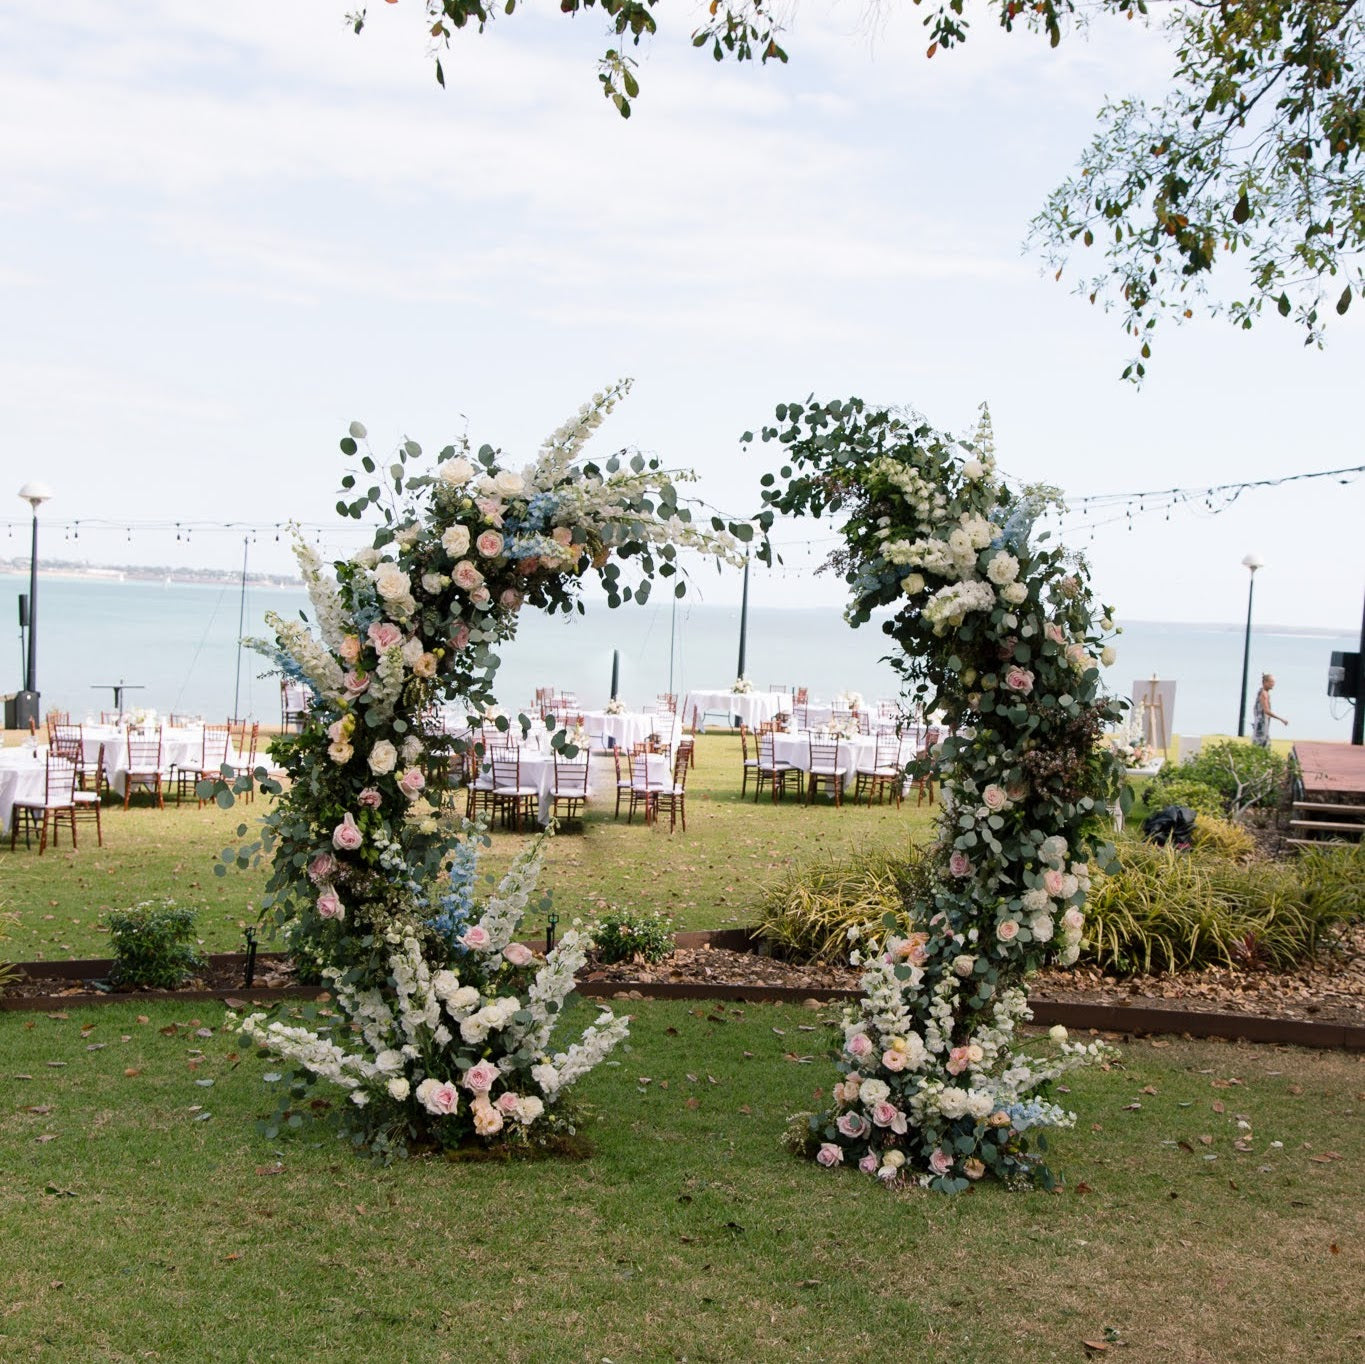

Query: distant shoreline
0,566,301,589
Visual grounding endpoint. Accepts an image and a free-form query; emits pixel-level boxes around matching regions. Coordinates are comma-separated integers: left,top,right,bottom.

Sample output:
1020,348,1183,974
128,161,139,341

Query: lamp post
1236,553,1263,738
12,481,53,730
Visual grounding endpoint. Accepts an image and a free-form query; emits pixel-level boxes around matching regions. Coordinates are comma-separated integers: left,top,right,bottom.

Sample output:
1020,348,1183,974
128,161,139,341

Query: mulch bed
6,928,1364,1045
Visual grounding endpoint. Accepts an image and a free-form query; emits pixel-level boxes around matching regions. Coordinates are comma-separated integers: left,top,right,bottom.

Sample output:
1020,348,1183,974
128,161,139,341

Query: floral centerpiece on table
221,382,747,1158
826,716,860,740
1107,704,1156,769
604,697,628,715
126,707,159,730
732,676,754,694
756,398,1126,1191
834,690,865,712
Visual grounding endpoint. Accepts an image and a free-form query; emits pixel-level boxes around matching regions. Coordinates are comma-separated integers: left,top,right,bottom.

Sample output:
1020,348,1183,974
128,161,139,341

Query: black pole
25,508,38,698
736,551,751,680
1353,587,1365,746
17,593,28,691
1236,568,1257,737
668,593,677,700
610,649,619,700
233,536,248,723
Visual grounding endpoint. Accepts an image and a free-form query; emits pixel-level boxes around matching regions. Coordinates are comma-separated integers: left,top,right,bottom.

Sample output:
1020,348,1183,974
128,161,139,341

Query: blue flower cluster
1006,1098,1067,1133
427,838,481,948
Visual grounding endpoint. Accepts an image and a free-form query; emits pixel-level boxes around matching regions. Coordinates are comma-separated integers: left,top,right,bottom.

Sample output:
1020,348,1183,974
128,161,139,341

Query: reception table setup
0,740,48,834
683,687,790,731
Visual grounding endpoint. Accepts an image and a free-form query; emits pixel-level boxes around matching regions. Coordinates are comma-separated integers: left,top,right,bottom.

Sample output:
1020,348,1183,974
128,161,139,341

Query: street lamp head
1241,553,1264,573
17,481,54,511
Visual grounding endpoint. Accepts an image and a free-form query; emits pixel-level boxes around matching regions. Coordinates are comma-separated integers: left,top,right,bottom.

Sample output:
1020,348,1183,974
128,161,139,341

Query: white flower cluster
294,537,351,651
530,1010,630,1101
263,611,345,700
922,579,997,632
472,842,547,953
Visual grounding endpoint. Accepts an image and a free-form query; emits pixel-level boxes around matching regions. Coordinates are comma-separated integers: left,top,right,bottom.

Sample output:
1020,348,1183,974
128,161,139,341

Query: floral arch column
753,397,1126,1191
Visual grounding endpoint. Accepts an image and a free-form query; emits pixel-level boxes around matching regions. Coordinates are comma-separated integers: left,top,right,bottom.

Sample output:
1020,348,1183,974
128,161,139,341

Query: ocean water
4,572,1359,742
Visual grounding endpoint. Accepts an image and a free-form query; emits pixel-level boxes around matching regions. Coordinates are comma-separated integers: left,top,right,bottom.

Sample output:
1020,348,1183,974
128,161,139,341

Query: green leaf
1232,190,1250,225
1336,285,1351,316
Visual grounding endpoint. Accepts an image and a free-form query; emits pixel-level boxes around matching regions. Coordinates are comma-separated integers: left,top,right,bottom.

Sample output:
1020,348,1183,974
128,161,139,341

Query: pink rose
416,1078,459,1116
928,1148,953,1176
881,1049,907,1072
452,561,484,592
1044,622,1066,646
475,497,504,527
836,1112,869,1138
551,526,574,547
815,1143,844,1168
871,1101,900,1128
1061,907,1085,932
495,1091,522,1115
316,887,344,921
996,918,1020,942
948,850,972,878
338,634,362,665
846,1033,873,1059
367,621,403,652
326,719,348,744
476,530,504,558
463,1060,499,1094
946,1046,971,1076
499,588,523,611
357,787,383,808
1043,868,1066,897
450,623,471,650
502,942,534,968
460,925,491,951
1066,642,1089,669
342,670,370,698
332,812,363,851
963,1157,986,1180
858,1153,880,1175
412,651,437,678
470,587,491,607
308,851,337,883
982,784,1007,811
1004,666,1034,694
397,768,426,801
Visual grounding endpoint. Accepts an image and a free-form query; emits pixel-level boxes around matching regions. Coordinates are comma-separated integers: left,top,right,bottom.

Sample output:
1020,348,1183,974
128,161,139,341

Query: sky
0,0,1361,632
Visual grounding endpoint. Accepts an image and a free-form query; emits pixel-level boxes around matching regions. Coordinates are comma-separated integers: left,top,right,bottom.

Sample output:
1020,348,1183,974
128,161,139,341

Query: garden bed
6,926,1363,1047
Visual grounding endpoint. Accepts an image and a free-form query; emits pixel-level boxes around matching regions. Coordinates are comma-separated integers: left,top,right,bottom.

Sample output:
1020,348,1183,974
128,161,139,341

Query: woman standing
1252,672,1288,748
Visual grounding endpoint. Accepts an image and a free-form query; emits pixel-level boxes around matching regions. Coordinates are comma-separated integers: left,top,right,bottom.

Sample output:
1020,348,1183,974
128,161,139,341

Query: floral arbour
222,382,748,1156
752,397,1126,1191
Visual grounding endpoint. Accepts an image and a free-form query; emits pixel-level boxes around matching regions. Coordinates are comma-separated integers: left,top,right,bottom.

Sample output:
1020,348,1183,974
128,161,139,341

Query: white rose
1001,582,1027,605
516,1095,545,1124
900,573,926,596
1029,913,1055,942
966,1090,994,1120
387,1077,410,1101
938,1086,971,1119
394,523,420,548
493,470,524,496
859,1078,890,1106
353,547,379,569
373,1049,405,1073
1049,1025,1069,1043
439,457,475,486
962,458,984,480
368,739,398,775
401,636,424,666
952,954,976,978
1100,646,1117,667
441,524,471,557
448,985,480,1012
373,563,411,602
421,572,446,594
986,551,1019,585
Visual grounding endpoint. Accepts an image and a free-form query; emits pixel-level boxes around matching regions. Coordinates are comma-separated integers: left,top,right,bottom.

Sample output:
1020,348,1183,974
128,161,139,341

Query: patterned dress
1252,689,1271,748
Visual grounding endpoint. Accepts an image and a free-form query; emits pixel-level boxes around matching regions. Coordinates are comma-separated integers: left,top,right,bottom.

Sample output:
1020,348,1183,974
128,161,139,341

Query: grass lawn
1,733,938,961
1,997,1361,1363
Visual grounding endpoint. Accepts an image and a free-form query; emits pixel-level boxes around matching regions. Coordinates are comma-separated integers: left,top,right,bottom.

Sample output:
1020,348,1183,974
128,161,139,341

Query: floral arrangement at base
218,382,746,1158
756,397,1126,1191
732,676,754,694
234,834,625,1156
1107,706,1156,769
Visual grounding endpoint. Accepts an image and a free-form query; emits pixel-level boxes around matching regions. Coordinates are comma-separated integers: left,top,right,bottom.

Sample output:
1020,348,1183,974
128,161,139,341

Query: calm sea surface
4,572,1358,742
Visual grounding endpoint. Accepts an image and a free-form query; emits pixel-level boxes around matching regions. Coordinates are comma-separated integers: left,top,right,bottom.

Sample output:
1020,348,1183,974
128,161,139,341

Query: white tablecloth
0,747,48,833
683,690,788,731
771,734,917,782
79,726,242,796
581,711,680,751
472,751,598,824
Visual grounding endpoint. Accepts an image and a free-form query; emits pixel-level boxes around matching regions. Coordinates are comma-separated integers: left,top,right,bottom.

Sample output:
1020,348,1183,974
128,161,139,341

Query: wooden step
1287,819,1365,833
1292,800,1365,814
1286,837,1357,849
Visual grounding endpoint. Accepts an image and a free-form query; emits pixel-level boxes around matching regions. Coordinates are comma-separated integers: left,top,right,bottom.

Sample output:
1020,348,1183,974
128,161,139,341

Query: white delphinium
263,612,345,699
473,838,546,953
536,380,632,468
513,930,590,1053
294,536,351,651
530,1009,629,1101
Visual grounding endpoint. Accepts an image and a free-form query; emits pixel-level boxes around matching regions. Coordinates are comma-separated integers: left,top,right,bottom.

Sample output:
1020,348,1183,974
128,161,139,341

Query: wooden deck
1292,741,1365,797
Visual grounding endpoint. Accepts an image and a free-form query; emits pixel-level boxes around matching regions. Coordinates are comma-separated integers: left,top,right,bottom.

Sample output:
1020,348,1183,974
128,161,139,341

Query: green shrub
589,908,675,965
756,845,936,964
105,900,206,990
1082,838,1355,975
1172,740,1286,811
1140,775,1227,818
1294,842,1365,922
0,908,18,997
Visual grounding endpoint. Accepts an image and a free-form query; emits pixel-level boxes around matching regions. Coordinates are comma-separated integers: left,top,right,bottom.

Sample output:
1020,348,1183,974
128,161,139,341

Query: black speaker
1328,650,1360,700
17,593,28,628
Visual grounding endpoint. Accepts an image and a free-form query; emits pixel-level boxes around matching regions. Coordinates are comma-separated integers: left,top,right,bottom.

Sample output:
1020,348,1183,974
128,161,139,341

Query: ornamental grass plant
1082,838,1360,975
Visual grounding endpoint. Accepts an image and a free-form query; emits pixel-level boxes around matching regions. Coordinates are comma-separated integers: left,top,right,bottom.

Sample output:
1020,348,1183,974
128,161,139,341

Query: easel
1135,675,1171,758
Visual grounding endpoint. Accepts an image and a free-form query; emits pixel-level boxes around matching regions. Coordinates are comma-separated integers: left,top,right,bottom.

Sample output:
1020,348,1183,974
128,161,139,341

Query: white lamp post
15,481,53,730
1236,552,1263,737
